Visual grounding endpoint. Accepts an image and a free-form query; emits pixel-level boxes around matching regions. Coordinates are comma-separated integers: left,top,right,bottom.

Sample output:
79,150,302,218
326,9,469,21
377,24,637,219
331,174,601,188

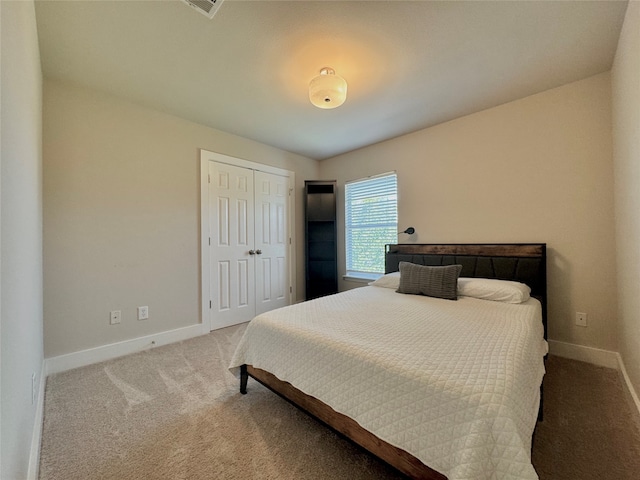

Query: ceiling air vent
181,0,224,19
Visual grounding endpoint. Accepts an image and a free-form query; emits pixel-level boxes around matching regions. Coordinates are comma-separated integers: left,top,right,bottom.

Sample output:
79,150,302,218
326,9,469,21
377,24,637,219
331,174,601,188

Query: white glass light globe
309,67,347,109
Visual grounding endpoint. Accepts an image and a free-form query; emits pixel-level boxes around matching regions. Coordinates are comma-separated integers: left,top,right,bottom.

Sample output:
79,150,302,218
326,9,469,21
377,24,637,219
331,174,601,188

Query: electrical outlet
576,312,588,327
137,306,149,320
110,310,122,325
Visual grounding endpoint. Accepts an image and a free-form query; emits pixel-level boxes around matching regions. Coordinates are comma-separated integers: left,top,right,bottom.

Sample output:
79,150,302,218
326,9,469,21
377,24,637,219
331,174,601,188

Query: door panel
254,171,289,316
218,261,230,310
259,257,271,301
210,162,256,328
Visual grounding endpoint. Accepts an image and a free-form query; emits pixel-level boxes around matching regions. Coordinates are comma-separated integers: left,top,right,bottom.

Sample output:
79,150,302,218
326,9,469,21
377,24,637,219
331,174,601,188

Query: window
345,172,398,279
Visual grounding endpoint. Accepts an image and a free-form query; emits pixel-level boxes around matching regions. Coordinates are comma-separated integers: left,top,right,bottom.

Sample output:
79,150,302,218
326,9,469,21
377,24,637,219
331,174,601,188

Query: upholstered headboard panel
385,243,547,337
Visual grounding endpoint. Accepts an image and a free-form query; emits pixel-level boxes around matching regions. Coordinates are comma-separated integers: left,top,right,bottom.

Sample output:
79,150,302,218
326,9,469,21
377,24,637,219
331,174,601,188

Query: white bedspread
229,286,548,480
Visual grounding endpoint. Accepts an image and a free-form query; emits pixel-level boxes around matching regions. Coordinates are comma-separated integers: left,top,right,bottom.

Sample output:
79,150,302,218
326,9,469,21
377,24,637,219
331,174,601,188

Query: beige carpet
39,324,640,480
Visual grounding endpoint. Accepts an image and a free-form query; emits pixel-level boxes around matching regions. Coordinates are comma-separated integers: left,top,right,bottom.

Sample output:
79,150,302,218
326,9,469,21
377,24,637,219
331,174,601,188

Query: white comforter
229,286,548,480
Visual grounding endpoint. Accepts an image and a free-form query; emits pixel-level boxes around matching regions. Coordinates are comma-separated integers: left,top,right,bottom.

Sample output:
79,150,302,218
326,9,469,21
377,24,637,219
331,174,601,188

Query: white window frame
344,172,398,282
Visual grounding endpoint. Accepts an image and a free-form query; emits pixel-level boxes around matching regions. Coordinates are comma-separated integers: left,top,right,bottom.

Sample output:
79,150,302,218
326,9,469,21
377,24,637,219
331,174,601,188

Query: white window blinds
345,172,398,277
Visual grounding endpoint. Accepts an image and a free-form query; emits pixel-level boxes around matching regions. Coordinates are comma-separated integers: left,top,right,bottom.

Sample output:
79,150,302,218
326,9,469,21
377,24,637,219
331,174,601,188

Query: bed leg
538,356,546,422
240,364,248,394
537,382,544,422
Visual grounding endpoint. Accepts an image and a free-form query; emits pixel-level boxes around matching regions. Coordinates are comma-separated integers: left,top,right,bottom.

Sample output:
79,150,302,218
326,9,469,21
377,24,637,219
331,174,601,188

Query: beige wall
612,1,640,399
320,73,617,351
43,79,318,357
1,1,44,478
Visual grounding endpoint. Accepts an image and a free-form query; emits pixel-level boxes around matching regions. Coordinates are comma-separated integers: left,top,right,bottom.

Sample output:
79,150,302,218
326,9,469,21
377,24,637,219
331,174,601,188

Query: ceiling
35,0,628,160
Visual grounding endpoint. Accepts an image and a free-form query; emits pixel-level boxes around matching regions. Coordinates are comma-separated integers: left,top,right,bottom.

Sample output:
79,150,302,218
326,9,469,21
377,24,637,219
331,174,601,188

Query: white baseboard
548,339,640,418
547,339,619,369
617,352,640,419
27,360,47,480
45,324,205,375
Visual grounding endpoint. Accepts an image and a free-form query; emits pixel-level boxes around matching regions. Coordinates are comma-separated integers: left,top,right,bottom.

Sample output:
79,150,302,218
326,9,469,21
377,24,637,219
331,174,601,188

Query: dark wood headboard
385,243,547,338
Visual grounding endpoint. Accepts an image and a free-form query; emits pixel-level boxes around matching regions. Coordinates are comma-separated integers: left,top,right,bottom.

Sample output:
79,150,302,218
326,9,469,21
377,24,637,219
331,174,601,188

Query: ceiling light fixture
309,67,347,109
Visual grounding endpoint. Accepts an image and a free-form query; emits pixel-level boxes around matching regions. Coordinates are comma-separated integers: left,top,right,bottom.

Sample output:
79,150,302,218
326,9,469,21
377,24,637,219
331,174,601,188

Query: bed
229,243,548,480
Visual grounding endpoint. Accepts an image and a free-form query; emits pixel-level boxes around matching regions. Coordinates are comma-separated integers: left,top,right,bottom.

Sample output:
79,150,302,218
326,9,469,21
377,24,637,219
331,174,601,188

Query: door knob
248,250,255,255
256,249,262,255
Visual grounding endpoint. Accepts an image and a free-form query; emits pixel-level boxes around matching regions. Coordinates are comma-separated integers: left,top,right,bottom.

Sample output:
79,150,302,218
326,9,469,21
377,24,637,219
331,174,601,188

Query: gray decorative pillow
396,262,463,300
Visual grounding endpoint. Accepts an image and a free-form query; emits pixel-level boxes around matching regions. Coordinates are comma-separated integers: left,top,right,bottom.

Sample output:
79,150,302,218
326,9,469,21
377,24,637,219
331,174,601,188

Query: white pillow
368,272,401,289
457,277,531,304
371,273,532,303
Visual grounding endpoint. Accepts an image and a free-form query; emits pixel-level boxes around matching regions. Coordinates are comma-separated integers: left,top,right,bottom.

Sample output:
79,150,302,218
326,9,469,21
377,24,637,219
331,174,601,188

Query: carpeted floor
39,324,640,480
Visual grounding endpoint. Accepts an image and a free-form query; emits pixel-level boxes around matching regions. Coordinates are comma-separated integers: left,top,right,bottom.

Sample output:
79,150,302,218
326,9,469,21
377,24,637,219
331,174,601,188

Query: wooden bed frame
240,243,547,480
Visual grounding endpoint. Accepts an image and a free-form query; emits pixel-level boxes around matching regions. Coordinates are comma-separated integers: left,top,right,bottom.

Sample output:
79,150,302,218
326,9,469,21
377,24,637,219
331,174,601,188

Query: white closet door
254,171,289,316
210,162,256,328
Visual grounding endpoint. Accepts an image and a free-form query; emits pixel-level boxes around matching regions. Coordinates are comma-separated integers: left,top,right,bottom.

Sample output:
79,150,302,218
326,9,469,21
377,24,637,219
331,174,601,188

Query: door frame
200,149,296,333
